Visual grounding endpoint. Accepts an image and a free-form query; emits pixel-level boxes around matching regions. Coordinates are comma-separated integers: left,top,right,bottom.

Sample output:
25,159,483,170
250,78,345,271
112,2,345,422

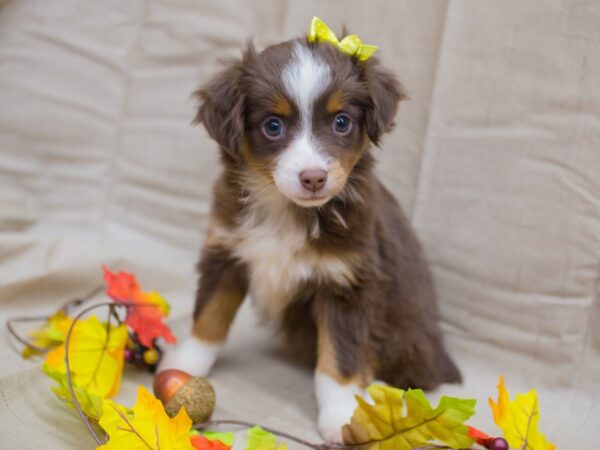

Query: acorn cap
153,369,191,403
164,376,215,423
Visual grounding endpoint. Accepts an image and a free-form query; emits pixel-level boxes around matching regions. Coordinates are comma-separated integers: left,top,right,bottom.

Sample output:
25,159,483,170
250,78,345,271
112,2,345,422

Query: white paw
157,336,221,377
314,373,366,444
318,403,354,444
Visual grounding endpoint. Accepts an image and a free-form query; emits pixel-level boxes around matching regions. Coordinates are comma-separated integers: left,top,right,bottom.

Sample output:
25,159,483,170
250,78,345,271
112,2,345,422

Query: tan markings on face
272,94,292,117
326,134,370,197
192,277,245,343
326,90,345,114
317,325,372,387
241,137,275,181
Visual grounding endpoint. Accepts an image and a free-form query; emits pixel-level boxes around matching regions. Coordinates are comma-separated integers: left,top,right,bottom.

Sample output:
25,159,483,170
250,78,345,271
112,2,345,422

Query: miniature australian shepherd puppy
159,33,461,443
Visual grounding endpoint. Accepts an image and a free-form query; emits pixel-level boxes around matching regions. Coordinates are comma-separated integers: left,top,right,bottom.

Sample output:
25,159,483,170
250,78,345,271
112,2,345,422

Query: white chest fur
212,201,356,322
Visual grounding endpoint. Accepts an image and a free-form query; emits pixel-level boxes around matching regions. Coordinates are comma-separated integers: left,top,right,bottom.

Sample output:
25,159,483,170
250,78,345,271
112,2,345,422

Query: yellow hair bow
308,16,378,61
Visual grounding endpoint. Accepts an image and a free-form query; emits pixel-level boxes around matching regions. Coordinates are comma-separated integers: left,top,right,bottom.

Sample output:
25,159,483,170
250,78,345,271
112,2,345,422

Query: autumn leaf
97,385,194,450
43,363,105,421
342,385,476,450
190,434,232,450
22,311,73,358
202,432,234,446
103,266,140,301
145,291,171,316
103,267,176,348
467,426,494,447
124,308,176,348
44,315,128,398
245,427,288,450
489,376,556,450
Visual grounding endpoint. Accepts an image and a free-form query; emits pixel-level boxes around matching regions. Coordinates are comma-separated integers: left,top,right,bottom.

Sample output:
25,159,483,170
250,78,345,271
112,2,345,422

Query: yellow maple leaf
22,311,73,358
489,376,556,450
97,385,194,450
44,315,128,398
144,291,171,317
342,385,475,450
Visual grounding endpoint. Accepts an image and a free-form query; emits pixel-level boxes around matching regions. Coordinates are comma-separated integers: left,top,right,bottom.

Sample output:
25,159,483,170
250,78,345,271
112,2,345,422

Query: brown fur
191,38,461,390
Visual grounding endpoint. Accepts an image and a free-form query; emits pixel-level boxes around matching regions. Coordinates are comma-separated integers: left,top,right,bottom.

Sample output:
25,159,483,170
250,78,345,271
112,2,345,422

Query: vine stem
6,286,104,353
63,301,125,446
9,293,484,450
195,420,480,450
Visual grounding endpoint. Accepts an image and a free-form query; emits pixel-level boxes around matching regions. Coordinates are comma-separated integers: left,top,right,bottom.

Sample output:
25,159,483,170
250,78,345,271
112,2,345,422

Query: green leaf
43,363,105,421
343,385,476,450
201,432,235,447
245,427,287,450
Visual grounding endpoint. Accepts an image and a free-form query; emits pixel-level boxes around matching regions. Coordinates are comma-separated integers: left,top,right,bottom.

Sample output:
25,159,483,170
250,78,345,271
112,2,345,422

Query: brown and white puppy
159,36,461,443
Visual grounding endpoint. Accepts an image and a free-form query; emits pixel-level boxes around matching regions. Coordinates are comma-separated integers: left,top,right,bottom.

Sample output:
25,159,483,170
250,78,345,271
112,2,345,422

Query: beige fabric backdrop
1,1,599,448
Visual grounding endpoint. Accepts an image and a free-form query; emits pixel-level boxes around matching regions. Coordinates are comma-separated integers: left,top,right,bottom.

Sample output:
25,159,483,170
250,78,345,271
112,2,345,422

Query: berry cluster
124,332,162,372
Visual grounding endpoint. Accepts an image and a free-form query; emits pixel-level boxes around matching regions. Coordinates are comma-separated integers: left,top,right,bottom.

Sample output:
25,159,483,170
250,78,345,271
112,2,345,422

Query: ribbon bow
308,16,378,61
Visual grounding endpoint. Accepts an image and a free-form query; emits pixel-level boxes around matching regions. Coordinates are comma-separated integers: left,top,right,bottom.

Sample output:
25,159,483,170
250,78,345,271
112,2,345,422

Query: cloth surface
1,1,599,448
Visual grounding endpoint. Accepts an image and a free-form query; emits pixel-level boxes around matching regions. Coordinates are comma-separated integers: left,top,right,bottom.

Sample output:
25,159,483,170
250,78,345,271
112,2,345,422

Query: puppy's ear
194,45,255,161
363,60,406,145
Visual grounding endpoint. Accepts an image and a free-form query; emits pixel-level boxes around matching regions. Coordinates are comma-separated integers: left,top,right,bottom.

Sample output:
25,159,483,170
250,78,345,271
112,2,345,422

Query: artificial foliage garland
6,268,556,450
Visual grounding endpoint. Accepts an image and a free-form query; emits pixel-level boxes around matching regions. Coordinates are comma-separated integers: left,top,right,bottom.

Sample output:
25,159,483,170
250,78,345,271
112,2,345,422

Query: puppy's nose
299,169,328,192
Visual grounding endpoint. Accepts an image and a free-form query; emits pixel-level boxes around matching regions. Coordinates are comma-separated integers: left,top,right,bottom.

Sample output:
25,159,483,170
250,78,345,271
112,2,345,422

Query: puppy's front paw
157,335,221,377
318,403,354,444
314,373,367,444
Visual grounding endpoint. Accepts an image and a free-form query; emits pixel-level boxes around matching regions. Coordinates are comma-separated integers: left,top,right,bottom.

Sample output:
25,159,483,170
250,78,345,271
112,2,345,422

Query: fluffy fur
159,35,461,443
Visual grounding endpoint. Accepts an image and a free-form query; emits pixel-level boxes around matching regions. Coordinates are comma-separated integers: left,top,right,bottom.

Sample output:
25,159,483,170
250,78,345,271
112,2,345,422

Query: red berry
490,437,509,450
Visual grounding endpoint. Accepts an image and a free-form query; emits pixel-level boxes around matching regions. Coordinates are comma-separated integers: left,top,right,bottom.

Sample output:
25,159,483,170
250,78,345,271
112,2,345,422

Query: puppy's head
195,38,405,207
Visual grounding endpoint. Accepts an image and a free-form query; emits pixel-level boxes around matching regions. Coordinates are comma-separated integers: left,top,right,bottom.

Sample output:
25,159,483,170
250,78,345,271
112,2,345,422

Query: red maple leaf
124,303,176,347
103,266,176,348
103,265,140,302
190,436,231,450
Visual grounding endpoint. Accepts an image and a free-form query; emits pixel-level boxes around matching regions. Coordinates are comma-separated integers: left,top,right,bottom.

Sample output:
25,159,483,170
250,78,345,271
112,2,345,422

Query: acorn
153,369,215,423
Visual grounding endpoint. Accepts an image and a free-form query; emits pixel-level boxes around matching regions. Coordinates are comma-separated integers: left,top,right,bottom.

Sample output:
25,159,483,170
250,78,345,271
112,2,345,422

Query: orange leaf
103,267,176,347
102,266,141,302
190,436,231,450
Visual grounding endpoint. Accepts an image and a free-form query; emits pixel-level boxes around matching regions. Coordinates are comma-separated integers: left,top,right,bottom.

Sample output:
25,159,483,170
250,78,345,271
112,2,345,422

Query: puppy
159,34,461,443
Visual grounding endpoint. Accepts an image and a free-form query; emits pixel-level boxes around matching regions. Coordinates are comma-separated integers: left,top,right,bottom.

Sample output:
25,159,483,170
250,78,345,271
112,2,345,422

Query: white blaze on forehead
283,43,331,125
276,44,332,202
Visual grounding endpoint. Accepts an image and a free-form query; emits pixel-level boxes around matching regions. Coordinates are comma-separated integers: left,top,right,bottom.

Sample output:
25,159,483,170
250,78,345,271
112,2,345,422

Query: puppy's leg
158,245,247,376
314,290,373,444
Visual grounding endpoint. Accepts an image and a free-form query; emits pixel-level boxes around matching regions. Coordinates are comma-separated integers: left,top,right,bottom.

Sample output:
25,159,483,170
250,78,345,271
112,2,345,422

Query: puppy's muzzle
300,169,328,193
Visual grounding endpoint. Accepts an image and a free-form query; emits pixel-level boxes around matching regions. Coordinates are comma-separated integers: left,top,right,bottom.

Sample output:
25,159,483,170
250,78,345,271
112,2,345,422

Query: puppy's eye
262,117,284,139
333,114,352,135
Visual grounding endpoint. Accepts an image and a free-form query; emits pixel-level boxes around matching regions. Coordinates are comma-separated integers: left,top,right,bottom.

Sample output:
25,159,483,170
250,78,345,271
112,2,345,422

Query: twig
194,420,481,450
10,292,485,450
196,419,327,450
64,301,126,446
5,286,104,354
